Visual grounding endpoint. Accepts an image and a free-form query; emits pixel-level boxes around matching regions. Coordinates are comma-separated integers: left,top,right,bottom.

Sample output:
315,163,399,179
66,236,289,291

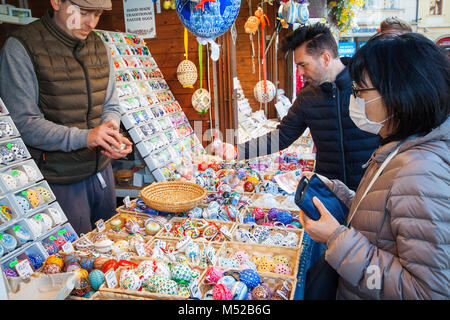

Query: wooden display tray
216,242,302,278
198,267,297,300
155,217,237,243
98,262,205,300
232,223,304,248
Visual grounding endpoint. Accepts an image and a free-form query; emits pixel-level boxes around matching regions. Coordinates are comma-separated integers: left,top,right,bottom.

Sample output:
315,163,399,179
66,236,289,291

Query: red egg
244,181,255,192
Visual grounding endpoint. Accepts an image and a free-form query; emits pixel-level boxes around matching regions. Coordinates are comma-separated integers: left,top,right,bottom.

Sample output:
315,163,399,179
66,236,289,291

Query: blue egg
89,269,105,291
217,275,236,289
231,281,248,300
239,269,261,289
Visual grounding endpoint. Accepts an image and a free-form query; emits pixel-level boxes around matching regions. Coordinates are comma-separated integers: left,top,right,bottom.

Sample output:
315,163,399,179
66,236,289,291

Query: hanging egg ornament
177,60,197,88
244,16,260,34
213,283,233,300
192,88,211,114
254,80,276,103
175,0,242,39
298,2,310,24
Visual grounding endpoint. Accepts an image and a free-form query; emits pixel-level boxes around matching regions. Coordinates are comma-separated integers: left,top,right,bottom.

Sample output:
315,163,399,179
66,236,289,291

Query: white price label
96,219,105,232
15,260,34,278
135,242,147,257
123,196,132,208
62,241,74,253
105,269,118,288
189,280,202,299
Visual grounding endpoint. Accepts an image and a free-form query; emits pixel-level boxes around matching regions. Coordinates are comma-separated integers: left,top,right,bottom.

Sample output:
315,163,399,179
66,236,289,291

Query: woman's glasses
352,81,377,98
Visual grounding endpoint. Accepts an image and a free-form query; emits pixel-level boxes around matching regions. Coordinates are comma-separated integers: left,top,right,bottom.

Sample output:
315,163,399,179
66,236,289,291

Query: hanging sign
123,0,156,38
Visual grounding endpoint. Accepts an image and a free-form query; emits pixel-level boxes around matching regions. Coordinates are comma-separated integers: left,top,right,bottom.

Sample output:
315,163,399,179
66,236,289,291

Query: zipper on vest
73,45,99,174
333,82,347,185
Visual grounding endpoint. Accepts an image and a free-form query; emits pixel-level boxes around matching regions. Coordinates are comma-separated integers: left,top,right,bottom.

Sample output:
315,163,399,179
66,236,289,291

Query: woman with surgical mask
299,33,450,300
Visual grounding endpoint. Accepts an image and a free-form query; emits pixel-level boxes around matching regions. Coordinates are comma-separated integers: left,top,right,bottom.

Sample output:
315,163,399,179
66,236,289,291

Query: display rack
95,30,205,182
0,97,78,282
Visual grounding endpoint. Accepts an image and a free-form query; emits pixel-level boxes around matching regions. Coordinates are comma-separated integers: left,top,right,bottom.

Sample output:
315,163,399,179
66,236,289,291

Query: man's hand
88,120,133,159
298,197,340,243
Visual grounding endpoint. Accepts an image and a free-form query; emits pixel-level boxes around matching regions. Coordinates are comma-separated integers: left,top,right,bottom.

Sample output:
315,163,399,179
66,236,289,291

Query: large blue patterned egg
89,269,105,291
175,0,241,39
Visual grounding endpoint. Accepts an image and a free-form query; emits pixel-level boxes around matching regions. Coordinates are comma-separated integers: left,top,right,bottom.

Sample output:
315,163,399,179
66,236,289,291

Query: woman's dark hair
281,23,338,58
349,32,450,141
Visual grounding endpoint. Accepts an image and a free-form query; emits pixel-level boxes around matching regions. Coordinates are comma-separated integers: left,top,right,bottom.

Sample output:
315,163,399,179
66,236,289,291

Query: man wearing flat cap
0,0,133,234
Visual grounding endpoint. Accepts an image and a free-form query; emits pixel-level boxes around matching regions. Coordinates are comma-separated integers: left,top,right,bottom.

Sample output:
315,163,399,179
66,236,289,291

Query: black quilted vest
10,9,110,184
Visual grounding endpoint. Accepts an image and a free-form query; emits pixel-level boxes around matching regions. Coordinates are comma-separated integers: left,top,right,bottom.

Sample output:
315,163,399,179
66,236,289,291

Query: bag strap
346,143,402,227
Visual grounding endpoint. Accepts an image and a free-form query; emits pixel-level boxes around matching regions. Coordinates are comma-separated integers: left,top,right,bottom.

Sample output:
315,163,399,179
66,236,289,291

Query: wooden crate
98,264,204,300
232,223,304,248
216,242,302,278
198,267,297,300
155,217,237,244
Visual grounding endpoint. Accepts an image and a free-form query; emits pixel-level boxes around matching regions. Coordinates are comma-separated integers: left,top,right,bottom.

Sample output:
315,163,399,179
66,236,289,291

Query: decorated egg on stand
254,80,276,103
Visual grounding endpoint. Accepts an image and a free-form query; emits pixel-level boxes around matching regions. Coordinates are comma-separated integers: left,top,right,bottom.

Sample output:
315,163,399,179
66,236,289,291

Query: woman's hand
298,196,341,243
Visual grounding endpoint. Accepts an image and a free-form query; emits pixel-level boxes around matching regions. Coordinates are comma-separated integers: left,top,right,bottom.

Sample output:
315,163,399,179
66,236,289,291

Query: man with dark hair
216,23,380,192
380,17,412,35
0,0,132,234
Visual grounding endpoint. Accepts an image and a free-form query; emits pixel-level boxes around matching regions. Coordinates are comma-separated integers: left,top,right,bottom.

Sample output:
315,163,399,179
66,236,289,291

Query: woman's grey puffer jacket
325,117,450,300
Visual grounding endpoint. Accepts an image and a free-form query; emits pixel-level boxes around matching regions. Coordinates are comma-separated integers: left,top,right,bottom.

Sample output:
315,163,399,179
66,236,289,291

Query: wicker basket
92,291,152,300
140,181,206,213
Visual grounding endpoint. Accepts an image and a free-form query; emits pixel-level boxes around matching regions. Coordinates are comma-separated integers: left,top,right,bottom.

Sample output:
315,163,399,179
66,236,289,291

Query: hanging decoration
163,0,177,10
177,28,198,88
277,0,309,28
192,43,211,114
251,6,276,104
244,0,259,74
175,0,242,61
327,0,365,35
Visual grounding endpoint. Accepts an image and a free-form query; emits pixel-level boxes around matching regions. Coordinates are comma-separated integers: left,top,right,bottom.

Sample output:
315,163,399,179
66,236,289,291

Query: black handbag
303,253,339,300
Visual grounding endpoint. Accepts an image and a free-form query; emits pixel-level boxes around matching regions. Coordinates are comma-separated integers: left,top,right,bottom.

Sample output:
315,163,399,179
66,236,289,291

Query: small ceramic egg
80,255,96,272
205,266,223,284
177,285,191,297
114,239,130,252
11,170,28,187
10,144,26,159
13,225,31,244
0,147,15,163
22,165,39,181
0,122,14,136
135,267,154,286
273,264,292,275
119,269,141,291
1,173,16,191
170,264,192,283
239,269,261,289
93,256,110,270
24,189,41,208
146,274,169,292
0,205,13,223
63,254,81,265
63,261,81,273
154,261,171,278
232,250,250,264
26,217,43,237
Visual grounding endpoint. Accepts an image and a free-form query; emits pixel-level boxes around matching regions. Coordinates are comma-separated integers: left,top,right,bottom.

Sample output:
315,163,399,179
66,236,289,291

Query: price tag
134,242,147,257
123,196,131,208
189,280,202,299
34,214,42,220
96,219,105,232
105,269,118,288
206,247,217,266
15,260,34,278
13,225,21,232
11,170,18,176
49,236,56,241
62,241,74,253
57,229,67,236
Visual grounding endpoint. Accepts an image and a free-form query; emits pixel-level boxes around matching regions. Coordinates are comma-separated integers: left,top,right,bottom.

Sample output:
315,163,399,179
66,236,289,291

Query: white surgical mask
349,95,388,135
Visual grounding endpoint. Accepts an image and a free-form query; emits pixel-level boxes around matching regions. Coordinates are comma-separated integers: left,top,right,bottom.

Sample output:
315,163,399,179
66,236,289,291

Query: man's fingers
104,120,119,130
